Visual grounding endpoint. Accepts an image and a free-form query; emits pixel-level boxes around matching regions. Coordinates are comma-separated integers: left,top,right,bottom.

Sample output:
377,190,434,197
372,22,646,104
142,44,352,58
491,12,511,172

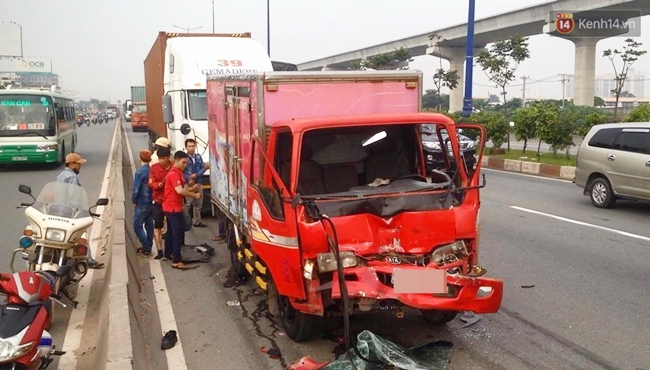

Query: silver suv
574,122,650,208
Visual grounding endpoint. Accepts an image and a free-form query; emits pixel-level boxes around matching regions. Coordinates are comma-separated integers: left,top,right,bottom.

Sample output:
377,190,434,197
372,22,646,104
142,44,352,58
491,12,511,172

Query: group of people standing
131,137,218,270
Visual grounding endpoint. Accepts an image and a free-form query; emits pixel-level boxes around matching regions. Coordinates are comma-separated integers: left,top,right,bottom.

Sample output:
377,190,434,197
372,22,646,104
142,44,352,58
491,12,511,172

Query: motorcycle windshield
32,182,90,219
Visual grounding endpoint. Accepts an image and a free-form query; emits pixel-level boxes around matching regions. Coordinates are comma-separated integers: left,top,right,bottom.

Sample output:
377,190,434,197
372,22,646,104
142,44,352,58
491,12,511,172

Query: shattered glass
320,330,452,370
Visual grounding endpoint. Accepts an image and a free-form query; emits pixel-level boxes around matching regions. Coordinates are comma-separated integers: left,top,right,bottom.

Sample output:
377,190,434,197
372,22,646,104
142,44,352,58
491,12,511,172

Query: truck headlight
45,228,66,242
316,251,357,273
431,240,468,265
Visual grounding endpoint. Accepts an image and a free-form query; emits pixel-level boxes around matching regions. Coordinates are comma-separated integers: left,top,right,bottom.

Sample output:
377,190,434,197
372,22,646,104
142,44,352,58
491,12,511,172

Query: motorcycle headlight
0,340,34,361
45,228,66,242
19,236,34,249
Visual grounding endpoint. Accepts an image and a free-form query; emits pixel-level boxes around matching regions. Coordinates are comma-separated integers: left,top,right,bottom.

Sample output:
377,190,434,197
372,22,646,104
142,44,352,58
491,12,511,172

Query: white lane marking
510,206,650,242
60,119,120,369
482,167,572,183
149,260,189,370
124,121,188,369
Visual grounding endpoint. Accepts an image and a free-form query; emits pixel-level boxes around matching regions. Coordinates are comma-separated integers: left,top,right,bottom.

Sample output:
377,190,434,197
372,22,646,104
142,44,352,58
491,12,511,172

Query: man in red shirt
164,151,201,269
148,147,172,259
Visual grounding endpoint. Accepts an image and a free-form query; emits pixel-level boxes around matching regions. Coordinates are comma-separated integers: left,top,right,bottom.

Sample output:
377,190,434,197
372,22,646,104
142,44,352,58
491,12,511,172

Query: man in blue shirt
132,150,154,256
184,139,208,227
56,153,104,269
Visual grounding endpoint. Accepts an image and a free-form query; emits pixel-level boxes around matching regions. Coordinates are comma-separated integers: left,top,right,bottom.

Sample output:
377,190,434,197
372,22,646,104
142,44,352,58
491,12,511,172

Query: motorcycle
0,271,65,370
11,182,108,308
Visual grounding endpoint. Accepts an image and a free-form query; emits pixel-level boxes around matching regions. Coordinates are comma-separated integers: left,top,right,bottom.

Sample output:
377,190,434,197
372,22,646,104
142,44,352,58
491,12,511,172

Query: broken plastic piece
367,178,390,187
458,311,481,329
226,300,240,306
521,284,535,288
260,346,282,359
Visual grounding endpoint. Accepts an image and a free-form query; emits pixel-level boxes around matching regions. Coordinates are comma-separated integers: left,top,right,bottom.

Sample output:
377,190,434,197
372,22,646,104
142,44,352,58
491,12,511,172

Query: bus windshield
0,94,55,136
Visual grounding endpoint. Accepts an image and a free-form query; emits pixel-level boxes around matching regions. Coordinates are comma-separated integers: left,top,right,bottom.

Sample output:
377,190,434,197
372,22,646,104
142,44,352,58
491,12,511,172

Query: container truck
205,70,503,342
130,86,147,132
146,31,273,212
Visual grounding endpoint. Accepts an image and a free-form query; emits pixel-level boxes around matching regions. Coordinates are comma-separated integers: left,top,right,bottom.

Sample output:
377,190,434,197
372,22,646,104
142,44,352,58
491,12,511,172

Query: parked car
421,124,477,173
574,122,650,208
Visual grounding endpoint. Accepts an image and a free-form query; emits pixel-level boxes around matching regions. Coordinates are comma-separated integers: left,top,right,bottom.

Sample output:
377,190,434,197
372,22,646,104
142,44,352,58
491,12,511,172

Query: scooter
12,182,109,309
0,271,65,369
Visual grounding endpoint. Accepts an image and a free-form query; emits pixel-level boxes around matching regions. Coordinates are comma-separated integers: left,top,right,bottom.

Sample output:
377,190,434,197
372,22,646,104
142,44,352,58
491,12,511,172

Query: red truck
204,70,503,342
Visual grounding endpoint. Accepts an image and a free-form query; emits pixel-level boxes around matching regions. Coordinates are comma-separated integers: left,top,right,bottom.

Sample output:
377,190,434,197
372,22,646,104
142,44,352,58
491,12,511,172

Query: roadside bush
623,104,650,122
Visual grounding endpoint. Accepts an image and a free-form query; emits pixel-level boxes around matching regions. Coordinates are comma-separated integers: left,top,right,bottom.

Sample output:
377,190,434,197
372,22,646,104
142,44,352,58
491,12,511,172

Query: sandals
211,235,226,242
171,262,190,270
88,260,105,269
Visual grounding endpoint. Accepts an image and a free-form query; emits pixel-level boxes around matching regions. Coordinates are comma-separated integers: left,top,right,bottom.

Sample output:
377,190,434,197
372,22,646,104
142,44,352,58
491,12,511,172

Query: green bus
0,87,77,165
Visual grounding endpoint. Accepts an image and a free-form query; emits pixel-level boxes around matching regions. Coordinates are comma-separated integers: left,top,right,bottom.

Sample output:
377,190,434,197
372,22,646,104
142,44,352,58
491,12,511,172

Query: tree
603,38,647,118
422,90,449,111
475,34,531,119
536,103,574,159
349,47,412,70
593,96,606,107
571,106,606,137
429,33,460,112
512,106,538,154
623,104,650,122
471,110,509,150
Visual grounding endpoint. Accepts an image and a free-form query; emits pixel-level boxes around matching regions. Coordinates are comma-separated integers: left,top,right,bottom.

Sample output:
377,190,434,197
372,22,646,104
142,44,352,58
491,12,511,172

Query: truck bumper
328,265,503,314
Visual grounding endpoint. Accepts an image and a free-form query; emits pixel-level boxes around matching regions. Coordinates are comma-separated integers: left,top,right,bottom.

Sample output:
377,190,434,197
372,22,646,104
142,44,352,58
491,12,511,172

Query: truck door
223,85,253,225
246,130,306,300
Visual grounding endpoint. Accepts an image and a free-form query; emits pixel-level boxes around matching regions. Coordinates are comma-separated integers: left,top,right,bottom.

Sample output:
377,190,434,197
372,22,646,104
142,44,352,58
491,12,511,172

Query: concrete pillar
427,45,484,113
572,37,601,107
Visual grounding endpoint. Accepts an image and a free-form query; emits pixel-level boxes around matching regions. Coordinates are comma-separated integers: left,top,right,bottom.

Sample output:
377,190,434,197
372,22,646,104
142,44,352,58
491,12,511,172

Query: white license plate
392,268,447,294
12,156,28,161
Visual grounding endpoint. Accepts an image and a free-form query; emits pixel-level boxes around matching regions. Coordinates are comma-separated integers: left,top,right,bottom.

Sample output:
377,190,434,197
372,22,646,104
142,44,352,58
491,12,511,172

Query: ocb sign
0,57,53,73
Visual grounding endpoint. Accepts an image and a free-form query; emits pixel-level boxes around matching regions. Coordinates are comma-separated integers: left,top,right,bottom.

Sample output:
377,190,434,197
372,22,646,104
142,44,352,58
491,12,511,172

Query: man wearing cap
150,137,172,165
148,146,172,259
56,153,104,269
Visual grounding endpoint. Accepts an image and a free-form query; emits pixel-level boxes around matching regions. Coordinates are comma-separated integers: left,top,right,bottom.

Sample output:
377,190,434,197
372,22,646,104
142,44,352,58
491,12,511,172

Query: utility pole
521,76,529,107
462,0,476,117
559,74,569,108
212,0,215,33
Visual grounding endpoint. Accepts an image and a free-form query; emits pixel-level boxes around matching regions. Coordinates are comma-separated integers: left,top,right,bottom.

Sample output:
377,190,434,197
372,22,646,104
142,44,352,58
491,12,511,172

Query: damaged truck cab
207,71,503,342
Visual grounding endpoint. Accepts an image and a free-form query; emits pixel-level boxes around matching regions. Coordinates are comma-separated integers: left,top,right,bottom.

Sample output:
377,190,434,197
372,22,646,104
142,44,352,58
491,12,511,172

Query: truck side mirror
162,95,173,124
180,124,191,135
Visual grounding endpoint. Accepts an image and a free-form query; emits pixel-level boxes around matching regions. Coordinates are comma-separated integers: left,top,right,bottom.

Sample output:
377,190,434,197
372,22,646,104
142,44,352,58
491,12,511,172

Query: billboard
0,57,52,73
0,24,23,57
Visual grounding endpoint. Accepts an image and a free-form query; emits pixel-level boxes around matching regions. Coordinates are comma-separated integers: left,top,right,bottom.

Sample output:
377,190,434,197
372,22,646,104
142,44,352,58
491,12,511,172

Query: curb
482,156,576,181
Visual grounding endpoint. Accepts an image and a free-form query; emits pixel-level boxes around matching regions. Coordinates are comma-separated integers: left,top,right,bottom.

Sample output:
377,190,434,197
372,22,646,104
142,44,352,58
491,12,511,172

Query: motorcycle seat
0,303,44,338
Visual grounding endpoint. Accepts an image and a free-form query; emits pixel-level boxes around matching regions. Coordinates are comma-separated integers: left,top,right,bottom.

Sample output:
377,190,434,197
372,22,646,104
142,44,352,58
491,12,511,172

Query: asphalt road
0,119,115,368
124,126,650,370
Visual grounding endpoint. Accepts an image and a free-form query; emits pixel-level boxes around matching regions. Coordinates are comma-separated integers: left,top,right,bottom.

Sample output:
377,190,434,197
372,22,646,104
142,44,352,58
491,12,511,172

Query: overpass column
427,45,484,113
572,37,602,107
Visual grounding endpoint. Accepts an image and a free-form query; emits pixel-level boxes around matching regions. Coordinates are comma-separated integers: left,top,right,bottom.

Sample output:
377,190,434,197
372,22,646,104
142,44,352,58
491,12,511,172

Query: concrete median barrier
482,156,575,181
89,119,146,370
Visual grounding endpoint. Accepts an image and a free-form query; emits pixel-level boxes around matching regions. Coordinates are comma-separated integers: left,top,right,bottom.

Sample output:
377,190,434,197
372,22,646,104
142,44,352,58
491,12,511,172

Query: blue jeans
134,204,154,253
164,212,184,263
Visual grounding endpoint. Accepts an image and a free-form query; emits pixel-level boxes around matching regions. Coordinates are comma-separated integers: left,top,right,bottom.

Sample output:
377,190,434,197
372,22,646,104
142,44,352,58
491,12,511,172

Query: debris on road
458,312,481,329
521,284,535,288
260,346,282,359
288,330,452,370
161,330,178,350
227,300,240,306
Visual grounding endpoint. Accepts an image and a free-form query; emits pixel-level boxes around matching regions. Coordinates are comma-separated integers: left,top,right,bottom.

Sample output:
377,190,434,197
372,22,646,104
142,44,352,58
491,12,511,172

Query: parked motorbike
0,271,65,369
11,182,109,308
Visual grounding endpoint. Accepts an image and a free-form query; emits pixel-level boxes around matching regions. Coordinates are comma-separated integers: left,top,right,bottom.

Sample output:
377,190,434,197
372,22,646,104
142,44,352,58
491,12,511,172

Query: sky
2,0,649,102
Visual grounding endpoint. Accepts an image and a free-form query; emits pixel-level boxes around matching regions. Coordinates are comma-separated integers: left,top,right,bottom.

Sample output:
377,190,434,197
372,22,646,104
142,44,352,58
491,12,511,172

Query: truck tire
420,309,457,325
277,293,317,342
227,224,248,282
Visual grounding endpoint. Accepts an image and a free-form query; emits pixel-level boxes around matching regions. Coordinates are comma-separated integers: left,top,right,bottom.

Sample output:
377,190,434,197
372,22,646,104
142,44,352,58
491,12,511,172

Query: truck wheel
277,294,317,342
227,226,248,282
420,309,458,325
589,177,616,208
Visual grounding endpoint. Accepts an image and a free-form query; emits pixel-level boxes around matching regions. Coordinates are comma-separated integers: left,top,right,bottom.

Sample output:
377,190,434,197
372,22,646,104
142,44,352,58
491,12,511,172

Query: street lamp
266,0,271,56
508,121,515,152
172,24,203,33
462,0,476,117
